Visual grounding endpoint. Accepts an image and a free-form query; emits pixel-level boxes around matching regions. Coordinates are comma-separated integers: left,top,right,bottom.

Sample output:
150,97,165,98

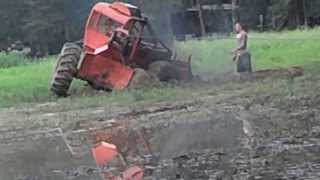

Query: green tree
0,0,24,50
22,0,65,55
269,0,320,29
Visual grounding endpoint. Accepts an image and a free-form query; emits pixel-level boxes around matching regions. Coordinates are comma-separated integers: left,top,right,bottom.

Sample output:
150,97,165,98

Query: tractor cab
83,2,171,65
84,2,140,52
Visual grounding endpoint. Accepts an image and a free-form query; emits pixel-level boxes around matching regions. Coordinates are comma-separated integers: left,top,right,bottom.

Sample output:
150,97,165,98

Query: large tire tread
128,68,153,89
50,43,81,97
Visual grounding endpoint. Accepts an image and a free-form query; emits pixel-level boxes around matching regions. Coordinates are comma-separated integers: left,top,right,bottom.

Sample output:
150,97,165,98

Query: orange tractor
50,2,192,96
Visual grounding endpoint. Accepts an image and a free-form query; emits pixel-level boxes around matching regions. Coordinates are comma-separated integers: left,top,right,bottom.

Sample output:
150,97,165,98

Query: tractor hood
92,2,140,24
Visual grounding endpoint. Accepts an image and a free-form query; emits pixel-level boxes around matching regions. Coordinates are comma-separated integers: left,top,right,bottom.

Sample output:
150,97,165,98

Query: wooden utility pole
259,14,264,31
196,0,206,36
302,0,308,28
231,0,238,25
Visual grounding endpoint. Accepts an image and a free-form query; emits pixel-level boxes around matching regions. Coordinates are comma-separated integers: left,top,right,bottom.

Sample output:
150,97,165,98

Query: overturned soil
0,72,320,180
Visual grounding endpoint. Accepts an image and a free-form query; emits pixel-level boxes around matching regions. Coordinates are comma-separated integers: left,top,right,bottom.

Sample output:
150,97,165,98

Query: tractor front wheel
50,43,81,97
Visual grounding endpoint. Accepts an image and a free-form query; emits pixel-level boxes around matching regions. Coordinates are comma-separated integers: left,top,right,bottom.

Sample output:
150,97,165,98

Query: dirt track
1,72,320,179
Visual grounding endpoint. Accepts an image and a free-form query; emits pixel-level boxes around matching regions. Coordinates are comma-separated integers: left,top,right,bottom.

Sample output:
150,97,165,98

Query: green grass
0,56,190,108
1,28,320,108
177,28,320,73
35,86,191,113
0,58,55,107
0,54,190,108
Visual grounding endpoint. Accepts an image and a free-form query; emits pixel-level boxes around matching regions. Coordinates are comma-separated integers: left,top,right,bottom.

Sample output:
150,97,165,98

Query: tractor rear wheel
148,61,168,81
128,68,153,89
148,61,181,82
50,43,81,97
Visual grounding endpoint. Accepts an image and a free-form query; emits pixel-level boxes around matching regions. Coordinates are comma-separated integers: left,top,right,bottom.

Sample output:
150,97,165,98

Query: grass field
0,28,320,108
0,59,55,106
177,28,320,74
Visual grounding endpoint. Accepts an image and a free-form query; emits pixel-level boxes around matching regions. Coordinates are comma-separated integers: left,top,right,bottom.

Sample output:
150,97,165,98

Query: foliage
0,0,66,54
269,0,320,29
0,0,320,54
0,53,33,68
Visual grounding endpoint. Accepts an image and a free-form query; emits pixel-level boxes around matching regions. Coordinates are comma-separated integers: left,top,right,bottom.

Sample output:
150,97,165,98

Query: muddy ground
0,70,320,180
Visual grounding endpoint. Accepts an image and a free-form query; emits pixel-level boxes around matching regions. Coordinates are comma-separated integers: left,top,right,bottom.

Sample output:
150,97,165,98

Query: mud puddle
0,111,244,180
101,115,320,180
0,128,100,180
1,112,320,180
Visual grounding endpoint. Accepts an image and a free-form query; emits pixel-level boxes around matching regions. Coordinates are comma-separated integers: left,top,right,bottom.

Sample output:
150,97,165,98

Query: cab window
130,21,143,37
97,15,122,36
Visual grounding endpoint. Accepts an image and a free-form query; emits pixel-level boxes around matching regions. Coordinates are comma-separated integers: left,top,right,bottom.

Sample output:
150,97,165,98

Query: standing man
232,22,252,73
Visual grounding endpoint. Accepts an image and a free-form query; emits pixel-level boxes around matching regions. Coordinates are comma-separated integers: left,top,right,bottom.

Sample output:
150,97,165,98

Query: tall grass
0,59,55,107
177,28,320,73
0,53,44,68
251,28,320,69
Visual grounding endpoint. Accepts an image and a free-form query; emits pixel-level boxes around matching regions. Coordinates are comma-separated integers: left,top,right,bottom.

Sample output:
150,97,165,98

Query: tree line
0,0,97,55
0,0,319,56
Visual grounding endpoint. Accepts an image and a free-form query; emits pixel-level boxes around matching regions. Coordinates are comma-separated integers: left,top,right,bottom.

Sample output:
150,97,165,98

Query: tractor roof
93,2,140,25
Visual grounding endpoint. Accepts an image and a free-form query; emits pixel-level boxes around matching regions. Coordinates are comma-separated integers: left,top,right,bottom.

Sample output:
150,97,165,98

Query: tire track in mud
1,87,320,179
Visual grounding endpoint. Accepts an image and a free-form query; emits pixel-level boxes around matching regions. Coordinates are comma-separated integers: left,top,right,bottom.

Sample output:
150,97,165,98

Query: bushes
0,53,33,68
0,53,52,69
